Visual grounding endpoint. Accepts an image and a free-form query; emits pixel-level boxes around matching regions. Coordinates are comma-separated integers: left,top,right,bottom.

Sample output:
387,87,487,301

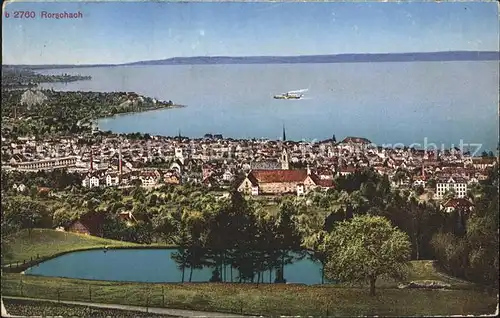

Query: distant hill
5,51,499,69
125,51,500,65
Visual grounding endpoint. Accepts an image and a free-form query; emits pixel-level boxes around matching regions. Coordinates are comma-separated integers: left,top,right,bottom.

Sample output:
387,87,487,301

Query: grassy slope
0,229,495,316
407,260,474,285
366,260,475,289
2,229,139,264
1,273,496,316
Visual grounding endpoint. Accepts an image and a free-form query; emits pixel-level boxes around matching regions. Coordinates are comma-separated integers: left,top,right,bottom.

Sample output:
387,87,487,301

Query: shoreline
2,245,181,274
98,104,186,120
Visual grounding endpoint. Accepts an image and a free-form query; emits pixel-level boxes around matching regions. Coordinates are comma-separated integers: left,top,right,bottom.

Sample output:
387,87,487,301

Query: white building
139,171,159,188
82,174,100,188
413,178,426,188
435,177,468,199
222,170,234,182
12,183,27,193
296,184,305,196
174,147,185,165
106,173,120,186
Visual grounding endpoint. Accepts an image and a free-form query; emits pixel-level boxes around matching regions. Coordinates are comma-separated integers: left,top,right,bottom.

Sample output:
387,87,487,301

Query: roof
315,167,333,175
438,176,467,184
340,137,371,144
339,166,357,173
471,157,496,164
249,169,308,183
119,211,137,223
313,177,335,188
443,198,474,208
68,212,105,235
140,170,158,178
251,160,281,170
202,175,218,185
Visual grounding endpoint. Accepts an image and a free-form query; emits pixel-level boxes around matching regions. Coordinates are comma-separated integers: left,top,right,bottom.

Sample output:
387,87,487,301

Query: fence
1,277,334,316
2,254,42,273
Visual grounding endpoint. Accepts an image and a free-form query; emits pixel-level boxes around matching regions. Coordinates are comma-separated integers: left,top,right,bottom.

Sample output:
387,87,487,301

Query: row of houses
4,133,497,199
81,169,180,188
4,133,495,174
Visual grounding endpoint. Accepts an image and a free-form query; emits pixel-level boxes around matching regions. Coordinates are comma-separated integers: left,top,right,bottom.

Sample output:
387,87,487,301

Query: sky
2,0,499,64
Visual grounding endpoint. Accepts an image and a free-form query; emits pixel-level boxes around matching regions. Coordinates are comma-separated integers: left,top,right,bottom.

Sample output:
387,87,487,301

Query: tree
393,170,408,185
328,190,366,224
432,164,499,289
443,188,456,201
132,202,148,221
2,196,45,238
52,207,77,228
170,216,193,283
431,232,468,278
302,230,329,284
1,197,16,263
324,215,411,296
414,185,425,196
360,181,377,202
273,201,302,282
426,178,437,189
130,179,143,188
151,209,176,244
178,209,208,282
465,210,499,288
131,185,145,202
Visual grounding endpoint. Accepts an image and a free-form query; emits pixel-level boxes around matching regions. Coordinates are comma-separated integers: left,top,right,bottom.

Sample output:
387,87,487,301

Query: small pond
25,249,330,285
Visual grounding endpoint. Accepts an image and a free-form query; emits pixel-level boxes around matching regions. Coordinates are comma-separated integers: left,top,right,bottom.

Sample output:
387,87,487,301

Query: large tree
273,201,302,282
2,196,45,238
324,215,411,296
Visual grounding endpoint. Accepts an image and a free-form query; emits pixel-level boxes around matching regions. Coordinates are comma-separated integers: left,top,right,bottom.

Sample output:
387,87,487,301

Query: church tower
280,124,289,170
281,147,289,170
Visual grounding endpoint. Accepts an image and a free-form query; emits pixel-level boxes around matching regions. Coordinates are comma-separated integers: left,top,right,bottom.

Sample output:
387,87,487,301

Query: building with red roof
238,167,334,196
66,212,105,236
440,198,474,213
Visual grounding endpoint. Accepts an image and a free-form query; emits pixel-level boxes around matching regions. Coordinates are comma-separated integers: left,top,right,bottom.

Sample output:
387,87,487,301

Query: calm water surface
25,249,326,284
39,62,499,151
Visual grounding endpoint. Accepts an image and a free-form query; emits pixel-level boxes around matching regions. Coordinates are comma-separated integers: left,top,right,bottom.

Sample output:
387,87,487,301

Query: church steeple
281,147,289,170
281,124,289,170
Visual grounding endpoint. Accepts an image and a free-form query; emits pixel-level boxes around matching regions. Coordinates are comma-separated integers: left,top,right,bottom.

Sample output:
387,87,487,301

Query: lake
39,61,499,151
24,248,327,284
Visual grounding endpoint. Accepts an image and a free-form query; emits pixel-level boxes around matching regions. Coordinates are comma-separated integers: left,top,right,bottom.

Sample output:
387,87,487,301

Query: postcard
1,0,499,317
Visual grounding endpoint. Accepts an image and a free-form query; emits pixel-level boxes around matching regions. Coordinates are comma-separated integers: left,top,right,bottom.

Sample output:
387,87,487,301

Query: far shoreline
98,104,187,120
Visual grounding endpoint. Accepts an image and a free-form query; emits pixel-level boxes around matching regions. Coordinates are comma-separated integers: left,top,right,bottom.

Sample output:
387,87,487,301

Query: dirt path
2,296,252,317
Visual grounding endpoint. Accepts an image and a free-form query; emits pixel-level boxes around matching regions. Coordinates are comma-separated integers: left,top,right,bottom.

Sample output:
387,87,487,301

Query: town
2,1,499,316
2,129,496,201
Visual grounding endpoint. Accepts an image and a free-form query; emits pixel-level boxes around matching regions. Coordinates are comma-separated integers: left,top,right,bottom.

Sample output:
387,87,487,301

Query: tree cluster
1,88,175,138
431,164,499,289
2,165,497,293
